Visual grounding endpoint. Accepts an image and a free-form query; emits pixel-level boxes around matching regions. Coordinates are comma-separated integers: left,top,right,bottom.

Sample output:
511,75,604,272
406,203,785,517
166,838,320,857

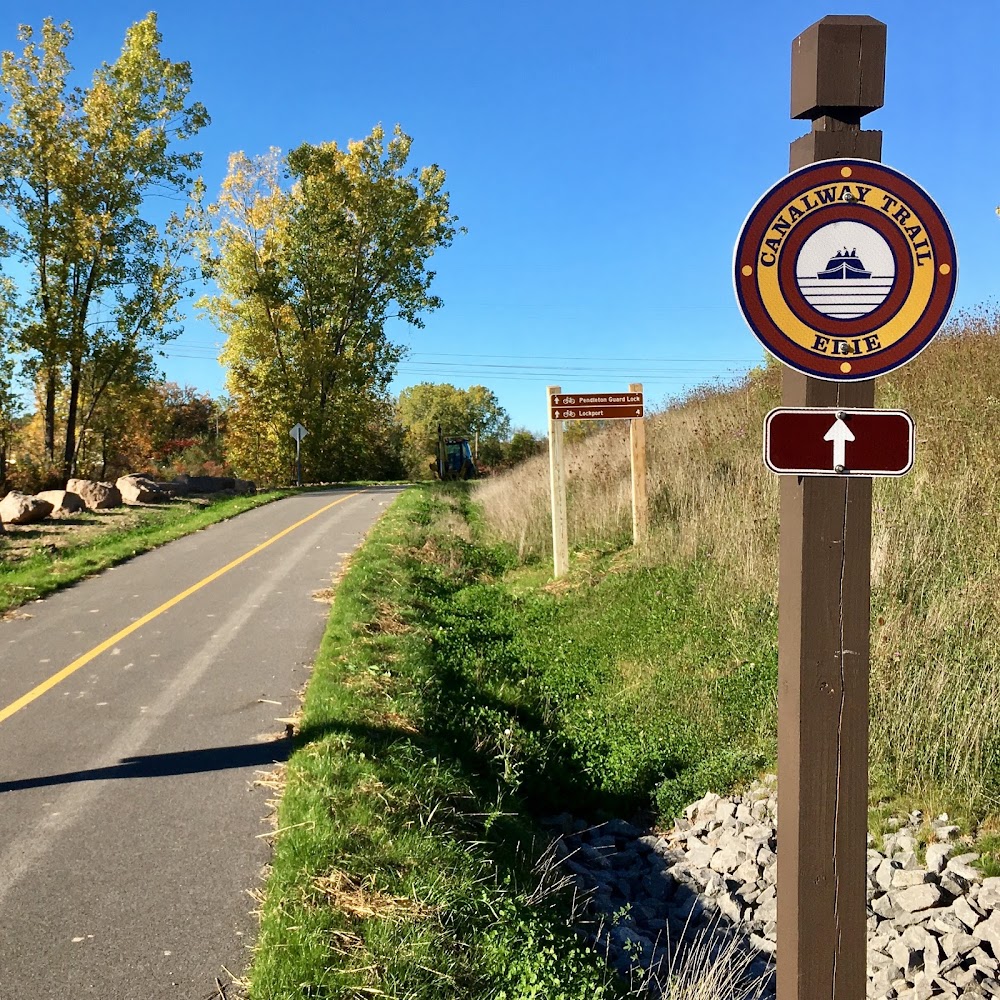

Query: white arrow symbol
823,416,855,471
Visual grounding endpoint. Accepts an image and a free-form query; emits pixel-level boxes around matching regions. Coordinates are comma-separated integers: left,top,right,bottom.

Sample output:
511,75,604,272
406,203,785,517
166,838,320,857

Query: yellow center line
0,490,365,726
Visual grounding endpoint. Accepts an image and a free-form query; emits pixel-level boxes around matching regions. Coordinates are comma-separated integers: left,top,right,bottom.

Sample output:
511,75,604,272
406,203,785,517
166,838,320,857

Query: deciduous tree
396,382,511,476
0,14,209,479
505,428,544,467
0,276,20,486
199,125,458,483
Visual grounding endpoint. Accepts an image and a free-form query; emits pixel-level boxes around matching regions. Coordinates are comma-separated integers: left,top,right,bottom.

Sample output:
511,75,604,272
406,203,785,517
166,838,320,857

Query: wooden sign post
629,382,648,545
778,16,885,1000
547,385,570,578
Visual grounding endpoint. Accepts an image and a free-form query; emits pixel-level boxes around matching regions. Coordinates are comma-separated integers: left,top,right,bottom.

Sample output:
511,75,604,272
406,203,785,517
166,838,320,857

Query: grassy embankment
0,489,294,614
249,485,636,999
475,306,1000,851
247,483,777,997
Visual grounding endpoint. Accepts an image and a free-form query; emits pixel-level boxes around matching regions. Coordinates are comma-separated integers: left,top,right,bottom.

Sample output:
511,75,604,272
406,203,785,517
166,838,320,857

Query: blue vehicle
432,425,477,480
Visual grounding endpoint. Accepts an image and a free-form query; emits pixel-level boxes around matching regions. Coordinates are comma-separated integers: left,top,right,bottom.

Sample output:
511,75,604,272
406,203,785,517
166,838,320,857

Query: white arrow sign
823,416,855,470
289,423,308,443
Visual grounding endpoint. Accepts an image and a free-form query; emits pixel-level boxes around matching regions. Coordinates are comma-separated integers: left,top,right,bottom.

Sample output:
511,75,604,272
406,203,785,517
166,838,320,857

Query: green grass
0,490,294,613
249,484,630,999
421,551,777,824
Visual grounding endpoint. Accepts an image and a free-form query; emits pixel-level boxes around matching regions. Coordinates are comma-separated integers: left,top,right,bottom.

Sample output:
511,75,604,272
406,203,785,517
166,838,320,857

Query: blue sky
5,2,997,435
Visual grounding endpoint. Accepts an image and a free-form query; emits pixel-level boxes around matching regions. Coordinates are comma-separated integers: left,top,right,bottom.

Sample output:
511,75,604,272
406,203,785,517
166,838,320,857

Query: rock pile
36,489,85,516
116,474,170,505
0,474,257,530
546,777,1000,998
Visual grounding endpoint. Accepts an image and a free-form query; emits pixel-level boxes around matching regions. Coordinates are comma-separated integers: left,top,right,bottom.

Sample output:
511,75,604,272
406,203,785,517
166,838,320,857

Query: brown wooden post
628,382,648,546
547,385,569,578
777,16,885,1000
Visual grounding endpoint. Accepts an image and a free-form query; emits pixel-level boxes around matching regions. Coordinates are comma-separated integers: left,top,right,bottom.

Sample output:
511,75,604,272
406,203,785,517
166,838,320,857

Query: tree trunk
63,362,81,480
99,430,109,481
44,368,57,463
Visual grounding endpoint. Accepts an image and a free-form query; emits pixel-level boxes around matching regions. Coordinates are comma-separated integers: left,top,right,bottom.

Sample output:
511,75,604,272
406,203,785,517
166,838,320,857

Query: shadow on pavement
0,736,299,793
0,720,431,794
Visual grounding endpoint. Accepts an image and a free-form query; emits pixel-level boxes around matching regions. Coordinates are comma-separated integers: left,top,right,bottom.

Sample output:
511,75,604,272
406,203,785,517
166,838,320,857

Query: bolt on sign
549,392,643,421
734,159,957,381
764,408,914,476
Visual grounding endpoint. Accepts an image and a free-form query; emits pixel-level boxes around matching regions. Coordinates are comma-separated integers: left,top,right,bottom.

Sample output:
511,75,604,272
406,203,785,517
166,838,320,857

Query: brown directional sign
764,407,914,476
551,404,643,421
550,392,643,421
550,392,643,407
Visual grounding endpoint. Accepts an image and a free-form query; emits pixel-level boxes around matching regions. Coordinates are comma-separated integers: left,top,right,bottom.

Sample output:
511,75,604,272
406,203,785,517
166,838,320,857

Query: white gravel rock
544,777,993,1000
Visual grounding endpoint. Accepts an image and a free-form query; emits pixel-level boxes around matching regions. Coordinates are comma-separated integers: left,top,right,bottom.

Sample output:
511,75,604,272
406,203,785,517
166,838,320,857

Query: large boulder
0,490,54,525
36,489,85,516
116,474,169,505
66,478,122,510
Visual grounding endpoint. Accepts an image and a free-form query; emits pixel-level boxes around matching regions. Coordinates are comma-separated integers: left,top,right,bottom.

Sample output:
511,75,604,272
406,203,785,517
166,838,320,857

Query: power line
405,351,759,364
395,364,746,375
393,370,748,386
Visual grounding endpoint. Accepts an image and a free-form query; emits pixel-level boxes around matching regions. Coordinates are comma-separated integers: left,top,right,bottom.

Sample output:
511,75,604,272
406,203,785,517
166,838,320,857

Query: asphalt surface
0,486,403,999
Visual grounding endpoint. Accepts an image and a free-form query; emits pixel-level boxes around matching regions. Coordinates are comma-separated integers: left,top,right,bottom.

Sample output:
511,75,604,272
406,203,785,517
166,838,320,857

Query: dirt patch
0,508,147,563
0,608,33,622
0,497,222,566
341,668,394,697
357,598,410,635
542,575,576,596
365,709,419,735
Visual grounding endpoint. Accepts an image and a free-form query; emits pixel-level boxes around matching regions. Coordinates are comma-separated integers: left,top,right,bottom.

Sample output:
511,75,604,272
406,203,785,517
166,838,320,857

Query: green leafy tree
396,382,511,476
198,125,458,483
0,14,209,479
505,428,544,467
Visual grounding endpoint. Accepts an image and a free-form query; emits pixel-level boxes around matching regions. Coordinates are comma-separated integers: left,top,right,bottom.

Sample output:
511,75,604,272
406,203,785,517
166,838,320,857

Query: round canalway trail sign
734,158,957,381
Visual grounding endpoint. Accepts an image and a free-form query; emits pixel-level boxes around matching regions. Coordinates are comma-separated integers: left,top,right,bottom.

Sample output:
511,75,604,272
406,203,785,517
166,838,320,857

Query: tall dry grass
475,306,1000,813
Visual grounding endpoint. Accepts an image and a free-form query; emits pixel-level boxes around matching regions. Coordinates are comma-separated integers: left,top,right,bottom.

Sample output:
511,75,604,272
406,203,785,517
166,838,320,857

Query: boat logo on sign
733,159,957,381
799,239,892,320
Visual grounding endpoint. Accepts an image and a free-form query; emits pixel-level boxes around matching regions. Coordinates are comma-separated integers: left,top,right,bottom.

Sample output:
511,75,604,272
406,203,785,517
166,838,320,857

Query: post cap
791,15,886,122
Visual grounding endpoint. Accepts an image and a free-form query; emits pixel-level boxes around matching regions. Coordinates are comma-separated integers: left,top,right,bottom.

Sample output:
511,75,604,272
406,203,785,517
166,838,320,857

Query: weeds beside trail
248,484,782,997
475,306,1000,853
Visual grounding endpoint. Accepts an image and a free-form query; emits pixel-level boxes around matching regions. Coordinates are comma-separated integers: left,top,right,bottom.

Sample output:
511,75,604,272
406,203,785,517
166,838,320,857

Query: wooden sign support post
547,385,570,578
777,16,885,1000
629,382,647,546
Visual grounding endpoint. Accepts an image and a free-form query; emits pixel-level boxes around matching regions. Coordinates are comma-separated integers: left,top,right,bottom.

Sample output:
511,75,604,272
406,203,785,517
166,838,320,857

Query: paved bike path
0,487,402,999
